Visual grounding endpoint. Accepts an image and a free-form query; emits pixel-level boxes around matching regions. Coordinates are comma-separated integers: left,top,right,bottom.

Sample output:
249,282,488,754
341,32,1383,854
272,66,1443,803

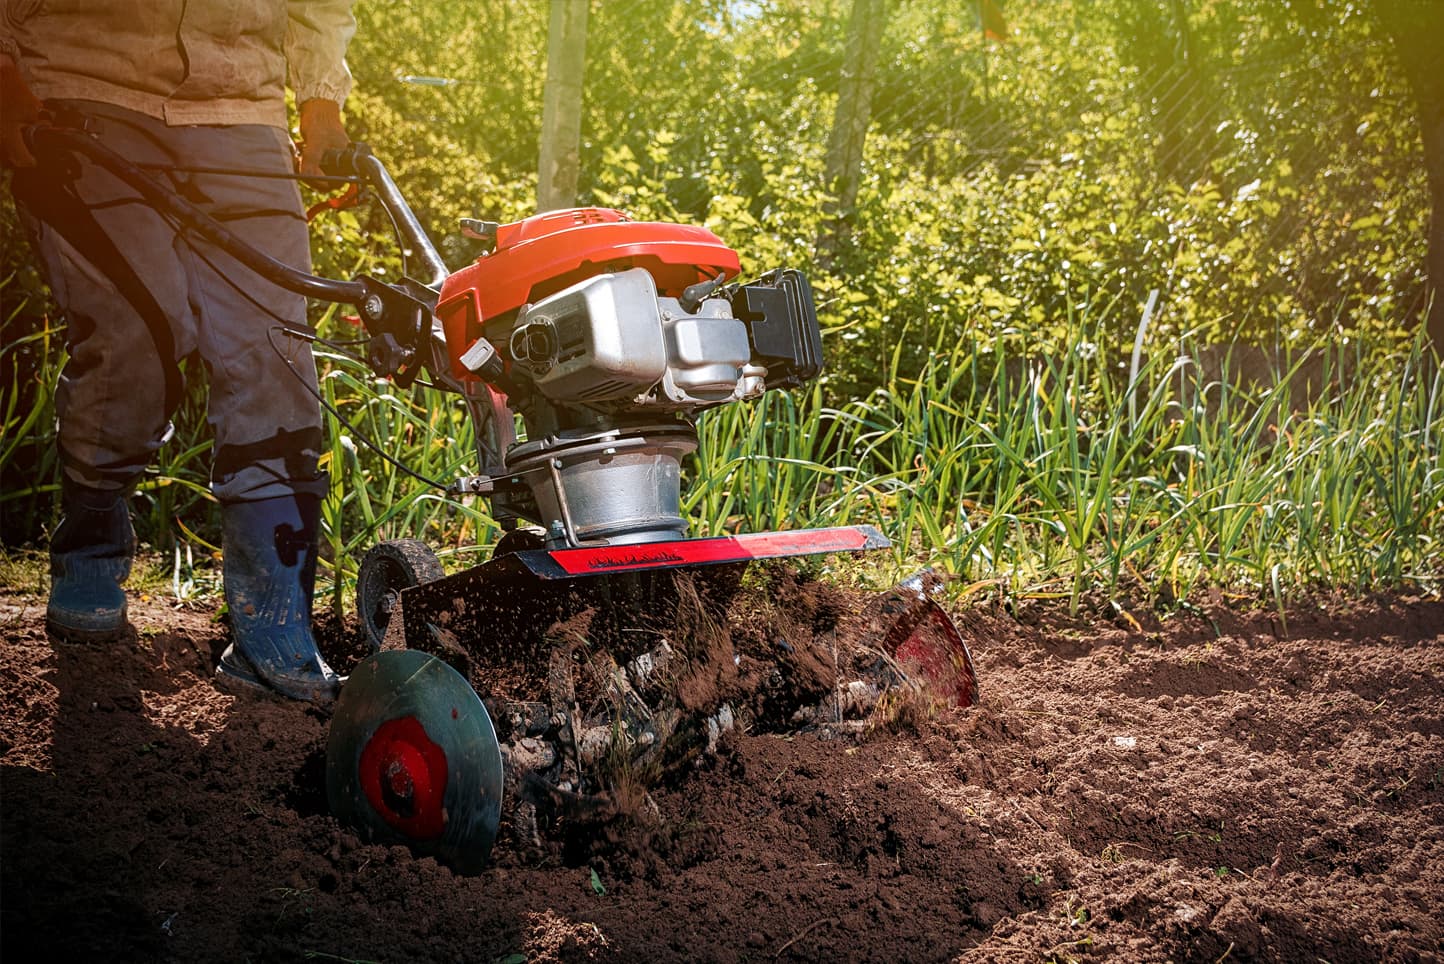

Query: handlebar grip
319,147,350,177
319,141,372,178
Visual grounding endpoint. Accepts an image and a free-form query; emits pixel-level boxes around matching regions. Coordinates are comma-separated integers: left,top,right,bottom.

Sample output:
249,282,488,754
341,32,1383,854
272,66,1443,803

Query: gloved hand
297,98,350,179
1,53,42,168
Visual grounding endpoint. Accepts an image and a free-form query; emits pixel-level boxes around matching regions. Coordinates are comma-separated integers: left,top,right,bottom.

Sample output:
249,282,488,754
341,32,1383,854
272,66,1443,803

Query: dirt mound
2,578,1441,962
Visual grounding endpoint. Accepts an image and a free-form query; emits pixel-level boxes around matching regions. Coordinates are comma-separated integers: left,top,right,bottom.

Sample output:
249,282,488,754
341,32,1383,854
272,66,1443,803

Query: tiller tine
877,570,979,708
392,525,890,673
332,524,888,867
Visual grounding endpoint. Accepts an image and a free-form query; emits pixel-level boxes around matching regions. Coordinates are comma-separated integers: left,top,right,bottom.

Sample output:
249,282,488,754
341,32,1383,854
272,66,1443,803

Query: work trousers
13,100,324,503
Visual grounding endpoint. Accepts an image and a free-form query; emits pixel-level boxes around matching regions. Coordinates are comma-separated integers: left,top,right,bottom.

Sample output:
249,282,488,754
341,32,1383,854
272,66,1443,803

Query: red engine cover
437,207,741,381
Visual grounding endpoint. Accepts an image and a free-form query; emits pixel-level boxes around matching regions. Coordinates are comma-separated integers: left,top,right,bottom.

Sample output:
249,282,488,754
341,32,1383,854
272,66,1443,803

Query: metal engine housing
508,268,766,412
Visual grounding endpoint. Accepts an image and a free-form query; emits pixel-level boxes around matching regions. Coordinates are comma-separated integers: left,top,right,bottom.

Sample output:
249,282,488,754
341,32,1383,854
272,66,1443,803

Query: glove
1,53,42,168
297,98,350,179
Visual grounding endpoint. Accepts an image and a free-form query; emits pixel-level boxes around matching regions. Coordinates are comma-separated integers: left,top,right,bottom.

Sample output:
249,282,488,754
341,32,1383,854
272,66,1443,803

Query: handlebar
321,142,450,290
29,125,371,304
25,120,452,389
27,125,454,299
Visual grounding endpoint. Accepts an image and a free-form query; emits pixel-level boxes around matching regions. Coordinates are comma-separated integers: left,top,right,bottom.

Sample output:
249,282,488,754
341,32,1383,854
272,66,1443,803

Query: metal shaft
354,153,450,291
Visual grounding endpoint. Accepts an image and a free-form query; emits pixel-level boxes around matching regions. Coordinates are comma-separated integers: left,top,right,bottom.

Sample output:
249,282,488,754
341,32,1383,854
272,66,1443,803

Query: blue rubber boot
47,482,135,641
215,492,342,703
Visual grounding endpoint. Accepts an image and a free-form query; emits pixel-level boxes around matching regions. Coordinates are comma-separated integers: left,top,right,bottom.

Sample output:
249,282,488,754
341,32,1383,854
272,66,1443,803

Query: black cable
267,325,452,491
173,217,375,362
133,162,360,186
374,197,411,280
163,214,452,493
315,334,372,348
34,127,368,303
53,132,455,492
190,236,455,489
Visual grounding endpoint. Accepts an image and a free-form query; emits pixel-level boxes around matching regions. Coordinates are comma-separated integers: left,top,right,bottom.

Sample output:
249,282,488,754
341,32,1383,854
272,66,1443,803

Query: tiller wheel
326,650,504,874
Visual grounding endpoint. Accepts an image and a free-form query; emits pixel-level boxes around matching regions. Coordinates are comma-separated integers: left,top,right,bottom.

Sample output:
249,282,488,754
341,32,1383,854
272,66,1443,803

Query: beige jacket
1,0,354,128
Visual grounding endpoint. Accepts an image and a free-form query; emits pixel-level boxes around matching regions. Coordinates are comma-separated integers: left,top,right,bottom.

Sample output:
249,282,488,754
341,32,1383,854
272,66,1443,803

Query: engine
506,267,765,410
433,207,823,548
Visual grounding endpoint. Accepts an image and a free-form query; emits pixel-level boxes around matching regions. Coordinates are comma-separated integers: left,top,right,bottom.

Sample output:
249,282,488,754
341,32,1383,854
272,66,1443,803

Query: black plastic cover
729,269,824,389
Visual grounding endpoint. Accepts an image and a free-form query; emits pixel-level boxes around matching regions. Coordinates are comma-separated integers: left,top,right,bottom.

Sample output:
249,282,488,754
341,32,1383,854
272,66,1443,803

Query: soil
2,571,1442,963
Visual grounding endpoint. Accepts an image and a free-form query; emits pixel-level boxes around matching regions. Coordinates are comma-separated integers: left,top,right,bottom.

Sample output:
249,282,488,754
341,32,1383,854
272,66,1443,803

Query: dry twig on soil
774,917,838,959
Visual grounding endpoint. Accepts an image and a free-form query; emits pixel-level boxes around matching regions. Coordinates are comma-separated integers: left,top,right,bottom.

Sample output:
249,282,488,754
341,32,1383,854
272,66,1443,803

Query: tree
538,0,590,212
1376,0,1444,350
820,0,888,257
1113,0,1220,185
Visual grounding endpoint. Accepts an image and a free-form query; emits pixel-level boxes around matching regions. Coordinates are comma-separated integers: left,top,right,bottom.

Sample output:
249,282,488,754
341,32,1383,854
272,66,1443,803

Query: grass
5,267,1443,616
693,322,1444,611
312,331,499,616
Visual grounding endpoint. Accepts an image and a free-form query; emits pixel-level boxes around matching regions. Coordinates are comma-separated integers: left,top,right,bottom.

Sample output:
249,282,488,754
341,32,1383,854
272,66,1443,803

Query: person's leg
170,122,325,504
12,103,197,639
167,121,340,701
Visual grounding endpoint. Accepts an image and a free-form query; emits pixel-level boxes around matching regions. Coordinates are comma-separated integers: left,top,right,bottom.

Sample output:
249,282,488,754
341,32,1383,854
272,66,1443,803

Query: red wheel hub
358,716,449,840
327,650,504,874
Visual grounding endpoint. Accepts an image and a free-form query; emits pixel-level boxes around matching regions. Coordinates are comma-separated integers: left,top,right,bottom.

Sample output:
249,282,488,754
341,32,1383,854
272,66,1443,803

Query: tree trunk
537,0,589,213
824,0,888,217
1378,0,1444,351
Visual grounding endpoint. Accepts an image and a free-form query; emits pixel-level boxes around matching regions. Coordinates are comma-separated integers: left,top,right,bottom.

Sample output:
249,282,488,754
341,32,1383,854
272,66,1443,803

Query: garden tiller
31,120,977,874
